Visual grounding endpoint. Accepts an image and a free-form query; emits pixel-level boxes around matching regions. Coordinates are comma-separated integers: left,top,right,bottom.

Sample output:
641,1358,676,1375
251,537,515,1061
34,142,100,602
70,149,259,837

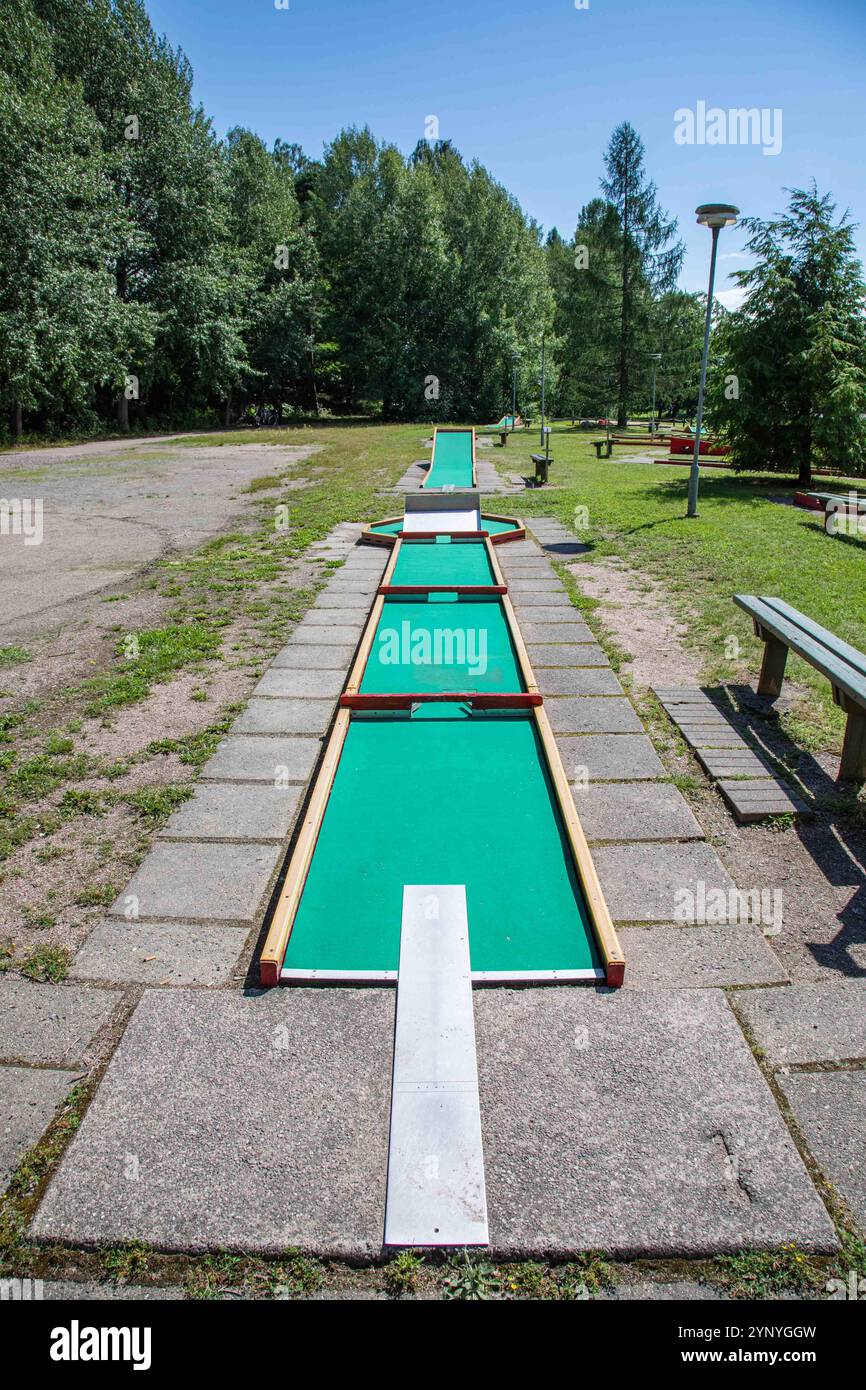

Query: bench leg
839,706,866,782
757,636,789,699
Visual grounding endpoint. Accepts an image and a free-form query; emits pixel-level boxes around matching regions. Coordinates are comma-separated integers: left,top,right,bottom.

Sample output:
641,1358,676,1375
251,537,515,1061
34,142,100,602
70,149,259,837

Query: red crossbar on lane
377,584,507,595
340,692,541,710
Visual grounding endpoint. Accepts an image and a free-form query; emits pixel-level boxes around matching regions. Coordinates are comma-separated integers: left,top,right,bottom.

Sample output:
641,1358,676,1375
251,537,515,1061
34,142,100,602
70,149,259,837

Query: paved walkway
6,518,860,1260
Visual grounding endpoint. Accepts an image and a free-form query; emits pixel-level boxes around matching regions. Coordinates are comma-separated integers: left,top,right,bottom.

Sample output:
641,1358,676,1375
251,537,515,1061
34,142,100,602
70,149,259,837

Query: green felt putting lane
391,539,495,587
426,430,475,488
361,597,523,694
282,710,601,976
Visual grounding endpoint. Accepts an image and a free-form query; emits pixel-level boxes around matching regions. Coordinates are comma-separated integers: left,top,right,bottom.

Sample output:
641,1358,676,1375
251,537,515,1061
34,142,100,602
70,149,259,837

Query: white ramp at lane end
384,885,489,1248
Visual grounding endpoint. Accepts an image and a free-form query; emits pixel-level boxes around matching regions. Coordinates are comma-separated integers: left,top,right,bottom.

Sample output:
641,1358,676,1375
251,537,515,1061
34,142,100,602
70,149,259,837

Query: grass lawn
505,421,866,757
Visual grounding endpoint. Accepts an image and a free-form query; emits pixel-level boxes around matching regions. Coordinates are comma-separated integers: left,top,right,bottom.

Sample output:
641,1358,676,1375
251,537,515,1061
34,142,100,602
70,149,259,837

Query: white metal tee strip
383,885,489,1248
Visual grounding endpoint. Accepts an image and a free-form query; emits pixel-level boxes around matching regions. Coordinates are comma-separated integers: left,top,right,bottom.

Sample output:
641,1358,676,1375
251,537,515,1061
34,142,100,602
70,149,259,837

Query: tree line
2,0,864,480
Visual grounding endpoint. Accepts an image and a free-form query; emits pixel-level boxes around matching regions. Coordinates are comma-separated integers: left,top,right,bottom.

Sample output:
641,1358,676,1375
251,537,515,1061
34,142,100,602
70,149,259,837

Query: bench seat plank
734,596,866,710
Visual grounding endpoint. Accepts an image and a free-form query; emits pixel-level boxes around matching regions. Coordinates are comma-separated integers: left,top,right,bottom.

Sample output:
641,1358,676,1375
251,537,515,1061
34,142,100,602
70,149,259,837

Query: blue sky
147,0,866,305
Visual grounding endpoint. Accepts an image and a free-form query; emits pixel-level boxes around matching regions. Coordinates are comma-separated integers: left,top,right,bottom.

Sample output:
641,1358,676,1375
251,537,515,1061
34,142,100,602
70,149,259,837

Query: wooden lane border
499,579,625,986
533,703,625,987
423,426,478,489
260,544,402,984
259,706,351,986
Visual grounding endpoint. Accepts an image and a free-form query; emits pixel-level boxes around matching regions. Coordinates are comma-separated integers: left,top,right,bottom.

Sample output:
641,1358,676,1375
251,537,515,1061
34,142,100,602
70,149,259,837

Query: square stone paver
108,841,283,924
520,621,595,644
272,644,358,670
538,667,624,698
592,841,736,922
1,1067,75,1193
514,603,583,619
70,922,249,987
733,982,866,1064
31,989,395,1256
618,925,789,989
158,783,302,842
254,668,345,698
202,735,320,783
560,734,666,781
475,988,837,1256
314,591,374,610
572,782,703,842
291,623,363,645
302,608,370,627
0,979,123,1066
778,1071,866,1233
233,699,335,736
546,696,643,735
528,642,609,668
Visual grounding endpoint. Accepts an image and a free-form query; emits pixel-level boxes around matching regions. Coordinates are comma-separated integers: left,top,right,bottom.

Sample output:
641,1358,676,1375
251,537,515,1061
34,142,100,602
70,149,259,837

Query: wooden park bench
593,439,612,459
530,453,551,486
734,595,866,780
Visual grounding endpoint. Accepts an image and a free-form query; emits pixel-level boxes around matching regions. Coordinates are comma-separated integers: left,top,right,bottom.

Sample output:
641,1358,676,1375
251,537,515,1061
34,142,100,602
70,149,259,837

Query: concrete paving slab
1,1067,74,1192
537,667,624,697
202,735,320,783
291,623,363,645
313,591,374,610
560,734,667,781
0,979,122,1066
475,988,837,1257
778,1071,866,1232
302,608,370,627
271,644,358,670
592,841,737,922
520,622,595,644
610,1281,727,1301
512,603,580,622
618,925,789,989
733,982,866,1064
546,697,643,735
158,782,301,843
40,1281,184,1301
696,749,772,779
233,699,335,737
527,642,609,668
507,579,568,594
572,782,703,842
70,921,249,987
107,841,282,924
254,668,345,698
31,989,395,1256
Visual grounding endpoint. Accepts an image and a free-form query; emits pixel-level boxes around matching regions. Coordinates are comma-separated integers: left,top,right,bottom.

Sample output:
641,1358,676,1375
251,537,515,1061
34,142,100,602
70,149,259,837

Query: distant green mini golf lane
361,597,523,694
390,538,496,587
425,430,475,488
282,709,601,977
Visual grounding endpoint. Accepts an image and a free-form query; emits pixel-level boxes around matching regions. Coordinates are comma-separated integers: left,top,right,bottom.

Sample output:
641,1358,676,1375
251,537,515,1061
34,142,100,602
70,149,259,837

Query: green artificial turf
283,710,600,976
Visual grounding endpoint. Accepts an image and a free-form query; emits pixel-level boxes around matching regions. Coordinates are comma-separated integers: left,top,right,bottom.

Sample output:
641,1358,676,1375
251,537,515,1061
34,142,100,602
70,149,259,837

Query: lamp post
511,354,518,432
687,203,739,518
540,333,546,448
649,353,661,436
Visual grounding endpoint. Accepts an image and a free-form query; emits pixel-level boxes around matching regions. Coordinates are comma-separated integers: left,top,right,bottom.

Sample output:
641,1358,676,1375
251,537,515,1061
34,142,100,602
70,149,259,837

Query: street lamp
687,203,739,518
648,353,662,436
511,354,518,432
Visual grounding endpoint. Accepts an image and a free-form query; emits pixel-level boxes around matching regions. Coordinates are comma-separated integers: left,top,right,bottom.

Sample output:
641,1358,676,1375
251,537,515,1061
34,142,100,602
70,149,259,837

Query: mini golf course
260,486,623,991
257,461,624,1244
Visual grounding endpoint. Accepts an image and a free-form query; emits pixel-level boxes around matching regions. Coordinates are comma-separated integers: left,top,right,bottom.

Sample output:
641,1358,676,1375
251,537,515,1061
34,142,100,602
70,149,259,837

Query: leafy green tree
36,0,247,428
708,185,866,485
224,128,321,418
601,122,684,426
0,0,150,438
